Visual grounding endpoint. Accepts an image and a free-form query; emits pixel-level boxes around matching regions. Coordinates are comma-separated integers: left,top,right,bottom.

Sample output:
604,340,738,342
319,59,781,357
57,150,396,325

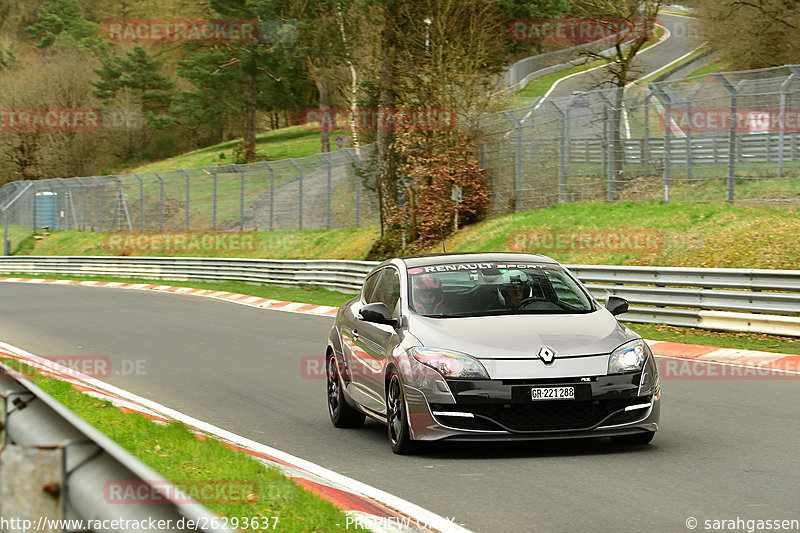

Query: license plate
531,386,575,401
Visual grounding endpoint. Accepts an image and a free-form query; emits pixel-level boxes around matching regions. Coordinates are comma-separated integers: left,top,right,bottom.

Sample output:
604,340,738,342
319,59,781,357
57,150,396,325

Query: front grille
433,397,649,432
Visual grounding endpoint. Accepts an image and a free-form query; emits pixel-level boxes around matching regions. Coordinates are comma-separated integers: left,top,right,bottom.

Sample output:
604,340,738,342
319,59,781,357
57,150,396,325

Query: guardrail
565,264,800,337
0,360,231,532
0,256,376,292
567,134,800,165
0,257,797,336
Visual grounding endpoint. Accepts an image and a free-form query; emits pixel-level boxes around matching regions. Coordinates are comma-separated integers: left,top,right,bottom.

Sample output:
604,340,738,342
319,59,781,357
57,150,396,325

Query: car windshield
407,261,594,317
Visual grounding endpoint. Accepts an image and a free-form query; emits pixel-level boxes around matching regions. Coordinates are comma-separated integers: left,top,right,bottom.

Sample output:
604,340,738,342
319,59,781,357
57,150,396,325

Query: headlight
608,339,649,374
410,347,489,379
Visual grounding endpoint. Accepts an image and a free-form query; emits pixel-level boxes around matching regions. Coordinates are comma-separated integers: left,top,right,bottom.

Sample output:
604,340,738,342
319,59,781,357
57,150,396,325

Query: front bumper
405,373,660,442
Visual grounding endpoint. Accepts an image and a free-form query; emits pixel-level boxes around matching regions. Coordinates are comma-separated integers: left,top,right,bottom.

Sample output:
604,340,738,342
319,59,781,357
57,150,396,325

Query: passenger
412,274,447,315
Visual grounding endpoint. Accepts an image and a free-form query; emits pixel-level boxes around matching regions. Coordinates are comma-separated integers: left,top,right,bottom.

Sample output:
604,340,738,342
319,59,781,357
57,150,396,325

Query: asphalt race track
549,13,703,98
2,283,799,532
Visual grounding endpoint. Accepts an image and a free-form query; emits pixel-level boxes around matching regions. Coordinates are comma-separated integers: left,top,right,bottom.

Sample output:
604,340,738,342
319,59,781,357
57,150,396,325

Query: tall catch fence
2,67,800,240
477,65,800,214
0,145,378,234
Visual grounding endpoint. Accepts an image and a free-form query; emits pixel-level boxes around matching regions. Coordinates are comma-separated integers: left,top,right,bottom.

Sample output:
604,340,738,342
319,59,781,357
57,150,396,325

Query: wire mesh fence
0,145,379,234
478,64,800,214
2,66,800,242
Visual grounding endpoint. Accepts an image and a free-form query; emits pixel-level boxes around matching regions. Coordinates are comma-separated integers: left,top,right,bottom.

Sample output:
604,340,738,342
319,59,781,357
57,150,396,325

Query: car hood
404,310,635,359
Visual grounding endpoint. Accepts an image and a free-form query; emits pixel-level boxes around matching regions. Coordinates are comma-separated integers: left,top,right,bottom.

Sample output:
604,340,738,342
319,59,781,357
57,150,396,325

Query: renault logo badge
538,346,557,364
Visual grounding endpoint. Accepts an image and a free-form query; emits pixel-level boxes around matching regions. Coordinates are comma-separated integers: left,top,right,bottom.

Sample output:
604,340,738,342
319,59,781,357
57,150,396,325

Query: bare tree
575,0,663,182
698,0,800,69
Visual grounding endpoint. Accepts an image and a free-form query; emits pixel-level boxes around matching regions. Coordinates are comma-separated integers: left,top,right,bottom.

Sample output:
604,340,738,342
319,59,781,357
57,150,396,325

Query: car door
348,267,401,415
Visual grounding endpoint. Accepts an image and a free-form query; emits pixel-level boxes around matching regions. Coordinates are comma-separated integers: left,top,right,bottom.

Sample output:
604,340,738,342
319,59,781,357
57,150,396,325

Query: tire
386,372,417,454
326,352,365,428
611,431,655,445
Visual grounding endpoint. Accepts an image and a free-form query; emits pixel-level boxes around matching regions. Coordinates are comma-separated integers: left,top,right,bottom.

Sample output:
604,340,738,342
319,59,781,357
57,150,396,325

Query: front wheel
387,372,417,454
326,353,365,428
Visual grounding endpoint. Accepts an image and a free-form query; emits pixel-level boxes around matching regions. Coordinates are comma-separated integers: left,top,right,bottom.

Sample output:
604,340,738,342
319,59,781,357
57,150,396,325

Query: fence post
56,178,78,231
715,74,747,205
203,166,218,231
153,172,164,231
501,111,523,212
133,173,144,231
643,93,650,174
778,72,797,178
2,209,8,255
685,84,703,181
345,149,362,226
549,101,567,203
319,153,332,229
235,165,245,231
289,158,303,230
262,162,274,231
596,92,615,203
650,84,671,203
75,178,88,230
31,182,38,232
178,169,190,231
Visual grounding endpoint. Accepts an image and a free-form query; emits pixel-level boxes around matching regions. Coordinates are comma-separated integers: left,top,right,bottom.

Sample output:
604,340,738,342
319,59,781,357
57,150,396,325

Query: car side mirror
359,302,398,327
606,296,629,316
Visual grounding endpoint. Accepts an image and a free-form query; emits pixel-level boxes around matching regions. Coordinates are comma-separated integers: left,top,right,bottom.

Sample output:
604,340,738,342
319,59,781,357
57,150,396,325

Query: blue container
35,192,59,230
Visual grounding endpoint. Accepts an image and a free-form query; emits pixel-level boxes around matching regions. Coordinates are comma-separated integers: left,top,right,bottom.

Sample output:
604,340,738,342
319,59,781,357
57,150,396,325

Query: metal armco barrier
0,257,797,336
0,361,232,533
0,256,377,292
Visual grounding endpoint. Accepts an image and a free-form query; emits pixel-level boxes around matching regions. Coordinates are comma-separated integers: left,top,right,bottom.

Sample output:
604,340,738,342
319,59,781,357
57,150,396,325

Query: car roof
394,252,560,268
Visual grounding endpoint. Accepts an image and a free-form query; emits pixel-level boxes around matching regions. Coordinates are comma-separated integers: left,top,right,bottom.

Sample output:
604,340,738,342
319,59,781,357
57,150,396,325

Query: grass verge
18,228,379,261
515,26,667,98
434,202,800,269
0,358,352,532
127,126,346,173
0,273,355,307
623,323,800,356
1,273,797,355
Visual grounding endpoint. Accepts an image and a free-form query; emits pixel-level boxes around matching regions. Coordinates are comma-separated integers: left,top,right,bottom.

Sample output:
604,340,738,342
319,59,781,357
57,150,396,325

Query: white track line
0,340,471,533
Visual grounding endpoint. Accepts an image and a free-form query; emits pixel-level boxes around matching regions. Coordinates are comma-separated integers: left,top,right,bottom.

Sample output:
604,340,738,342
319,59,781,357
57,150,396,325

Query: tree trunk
316,77,331,153
244,70,258,156
376,7,399,238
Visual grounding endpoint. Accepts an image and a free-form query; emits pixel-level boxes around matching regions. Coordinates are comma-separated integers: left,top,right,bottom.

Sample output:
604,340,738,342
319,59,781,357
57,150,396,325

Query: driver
498,270,531,309
412,274,447,315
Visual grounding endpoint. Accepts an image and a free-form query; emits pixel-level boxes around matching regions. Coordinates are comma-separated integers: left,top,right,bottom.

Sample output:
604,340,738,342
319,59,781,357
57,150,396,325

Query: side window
361,271,381,303
371,269,401,314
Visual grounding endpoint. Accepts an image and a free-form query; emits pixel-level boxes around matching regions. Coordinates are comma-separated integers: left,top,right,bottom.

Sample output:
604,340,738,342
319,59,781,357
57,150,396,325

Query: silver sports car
326,252,660,454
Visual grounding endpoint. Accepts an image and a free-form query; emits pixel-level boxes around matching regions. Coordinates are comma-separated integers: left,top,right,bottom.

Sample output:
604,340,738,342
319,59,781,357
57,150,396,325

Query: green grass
15,202,800,269
127,126,346,173
435,202,800,269
631,45,709,86
688,58,733,78
0,359,352,533
0,273,356,306
19,228,379,260
624,323,800,356
515,26,667,98
2,225,34,254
